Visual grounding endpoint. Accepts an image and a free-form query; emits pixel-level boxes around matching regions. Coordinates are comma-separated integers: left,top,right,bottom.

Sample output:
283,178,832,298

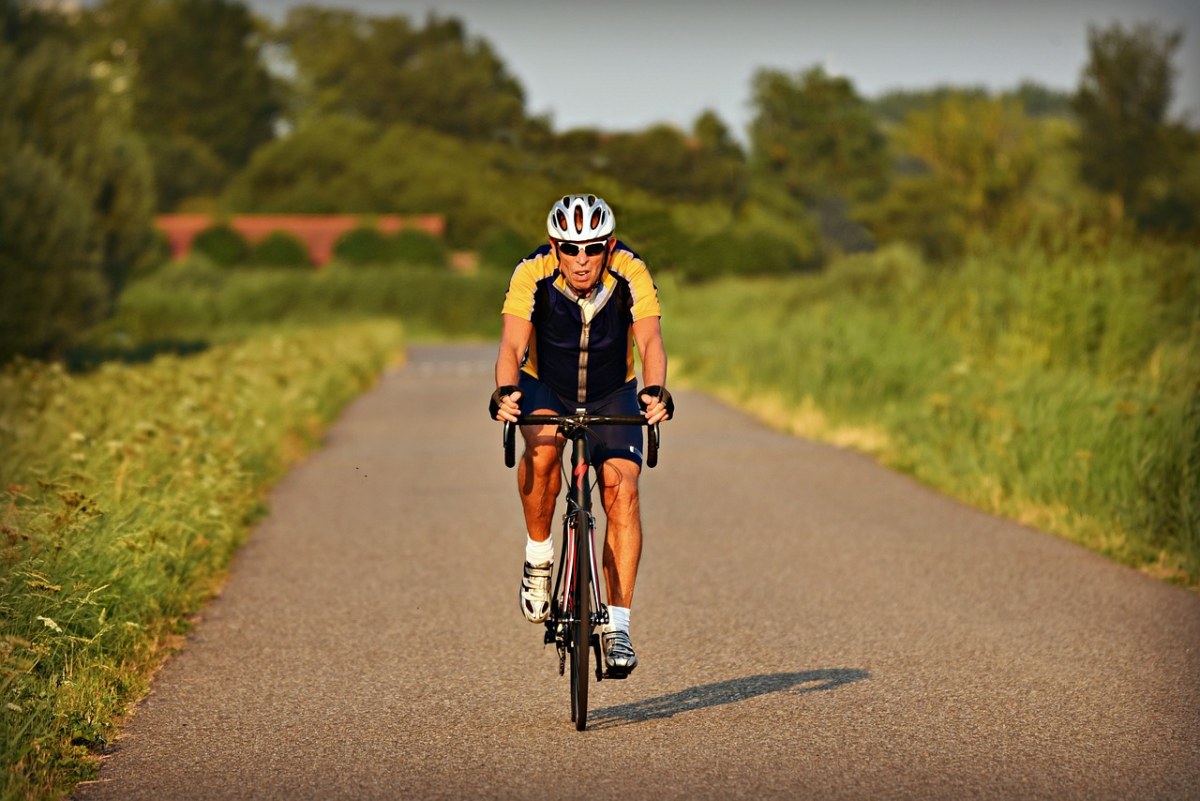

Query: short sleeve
618,252,661,321
501,261,539,320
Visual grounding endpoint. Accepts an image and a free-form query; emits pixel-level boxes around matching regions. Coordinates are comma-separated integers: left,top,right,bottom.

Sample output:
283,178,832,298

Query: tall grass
0,321,403,800
664,236,1199,585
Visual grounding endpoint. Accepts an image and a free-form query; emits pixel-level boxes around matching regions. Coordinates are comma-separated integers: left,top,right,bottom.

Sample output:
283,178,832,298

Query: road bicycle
502,410,660,731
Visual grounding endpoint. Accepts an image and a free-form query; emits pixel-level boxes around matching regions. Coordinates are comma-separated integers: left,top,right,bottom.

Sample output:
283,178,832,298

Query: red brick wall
156,214,446,266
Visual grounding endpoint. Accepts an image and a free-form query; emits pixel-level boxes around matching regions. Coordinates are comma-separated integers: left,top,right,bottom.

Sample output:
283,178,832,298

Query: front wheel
569,507,591,730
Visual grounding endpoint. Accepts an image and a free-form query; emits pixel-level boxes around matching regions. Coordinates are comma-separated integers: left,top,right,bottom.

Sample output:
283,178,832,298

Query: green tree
1,8,156,361
91,0,280,210
691,110,748,205
596,114,748,206
0,143,106,361
599,124,694,200
895,94,1038,226
749,66,889,205
859,91,1045,260
222,115,382,213
277,8,527,142
1072,22,1185,220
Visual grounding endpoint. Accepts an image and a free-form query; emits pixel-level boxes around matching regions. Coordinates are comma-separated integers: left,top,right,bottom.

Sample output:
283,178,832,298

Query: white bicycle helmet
546,194,616,242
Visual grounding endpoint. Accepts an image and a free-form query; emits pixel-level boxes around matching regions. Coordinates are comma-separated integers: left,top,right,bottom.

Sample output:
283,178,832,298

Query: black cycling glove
638,385,674,419
489,385,520,419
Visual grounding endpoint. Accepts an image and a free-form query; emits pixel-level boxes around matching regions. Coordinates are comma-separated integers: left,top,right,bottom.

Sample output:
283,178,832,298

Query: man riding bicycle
490,194,673,678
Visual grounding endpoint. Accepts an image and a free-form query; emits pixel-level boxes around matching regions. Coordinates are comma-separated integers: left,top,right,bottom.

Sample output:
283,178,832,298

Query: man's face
553,237,613,296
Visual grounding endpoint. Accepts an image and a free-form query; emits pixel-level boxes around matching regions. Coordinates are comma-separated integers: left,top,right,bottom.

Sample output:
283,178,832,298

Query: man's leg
598,457,643,607
517,418,564,540
515,417,562,623
598,457,641,677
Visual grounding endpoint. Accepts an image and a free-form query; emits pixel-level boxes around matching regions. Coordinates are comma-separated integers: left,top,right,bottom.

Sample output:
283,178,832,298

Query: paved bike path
76,344,1200,800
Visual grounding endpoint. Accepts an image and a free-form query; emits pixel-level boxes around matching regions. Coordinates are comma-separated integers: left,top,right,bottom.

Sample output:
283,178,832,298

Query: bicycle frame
502,410,659,730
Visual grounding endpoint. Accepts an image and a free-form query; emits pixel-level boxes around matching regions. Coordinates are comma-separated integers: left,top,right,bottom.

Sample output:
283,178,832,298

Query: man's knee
522,437,562,475
600,459,640,504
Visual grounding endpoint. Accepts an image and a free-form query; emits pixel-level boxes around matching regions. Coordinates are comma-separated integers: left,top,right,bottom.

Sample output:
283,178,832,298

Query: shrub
390,228,448,267
478,226,530,271
192,223,249,267
333,226,392,265
681,229,808,282
248,231,312,268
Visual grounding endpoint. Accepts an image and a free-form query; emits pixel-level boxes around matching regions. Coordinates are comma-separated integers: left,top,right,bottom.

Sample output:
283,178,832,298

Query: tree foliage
1,5,155,361
1072,22,1186,221
586,113,746,206
749,66,889,205
276,7,527,142
223,118,552,247
897,94,1038,225
89,0,281,210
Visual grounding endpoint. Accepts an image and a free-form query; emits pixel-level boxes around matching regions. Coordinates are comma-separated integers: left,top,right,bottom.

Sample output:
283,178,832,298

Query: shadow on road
588,668,869,729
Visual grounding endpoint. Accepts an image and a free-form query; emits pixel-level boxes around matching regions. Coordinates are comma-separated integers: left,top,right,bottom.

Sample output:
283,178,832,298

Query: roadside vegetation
0,321,403,799
3,1,1198,797
666,236,1199,584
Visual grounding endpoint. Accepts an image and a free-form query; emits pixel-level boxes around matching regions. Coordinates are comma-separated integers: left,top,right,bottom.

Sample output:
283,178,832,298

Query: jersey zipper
577,319,590,403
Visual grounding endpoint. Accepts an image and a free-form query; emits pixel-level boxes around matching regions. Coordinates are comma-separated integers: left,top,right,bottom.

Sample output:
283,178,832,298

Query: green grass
663,237,1200,586
0,320,403,800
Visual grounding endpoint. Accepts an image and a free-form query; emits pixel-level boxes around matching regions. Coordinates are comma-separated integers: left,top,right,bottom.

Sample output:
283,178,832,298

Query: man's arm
632,316,671,424
493,313,532,422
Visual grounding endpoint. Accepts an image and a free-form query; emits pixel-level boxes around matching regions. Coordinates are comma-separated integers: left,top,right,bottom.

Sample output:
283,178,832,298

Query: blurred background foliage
4,0,1198,361
0,0,1197,395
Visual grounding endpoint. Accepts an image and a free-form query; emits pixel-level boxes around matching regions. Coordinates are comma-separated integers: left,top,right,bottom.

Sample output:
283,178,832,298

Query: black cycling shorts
516,374,643,468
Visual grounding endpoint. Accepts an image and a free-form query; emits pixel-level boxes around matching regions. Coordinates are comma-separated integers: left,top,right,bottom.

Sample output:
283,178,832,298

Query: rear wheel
569,507,591,730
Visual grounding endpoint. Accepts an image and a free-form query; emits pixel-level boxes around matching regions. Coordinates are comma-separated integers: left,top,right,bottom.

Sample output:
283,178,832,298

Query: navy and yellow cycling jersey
502,241,661,403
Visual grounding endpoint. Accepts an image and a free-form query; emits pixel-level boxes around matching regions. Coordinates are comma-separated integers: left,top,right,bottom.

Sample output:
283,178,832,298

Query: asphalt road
75,343,1200,800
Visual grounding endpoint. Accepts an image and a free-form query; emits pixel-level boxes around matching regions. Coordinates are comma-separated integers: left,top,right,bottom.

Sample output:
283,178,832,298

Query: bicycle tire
570,506,591,730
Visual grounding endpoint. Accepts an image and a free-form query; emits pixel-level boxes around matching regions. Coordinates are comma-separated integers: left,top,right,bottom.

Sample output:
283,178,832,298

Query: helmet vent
546,193,615,241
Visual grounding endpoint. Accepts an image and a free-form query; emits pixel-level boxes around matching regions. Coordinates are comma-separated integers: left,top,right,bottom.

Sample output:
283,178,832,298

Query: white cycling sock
608,605,631,634
525,534,554,566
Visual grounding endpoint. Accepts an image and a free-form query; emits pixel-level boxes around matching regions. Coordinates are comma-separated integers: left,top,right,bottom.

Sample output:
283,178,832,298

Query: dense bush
248,230,312,268
333,226,393,265
96,264,508,343
478,226,532,271
192,223,250,267
0,35,156,362
680,228,814,282
391,228,448,267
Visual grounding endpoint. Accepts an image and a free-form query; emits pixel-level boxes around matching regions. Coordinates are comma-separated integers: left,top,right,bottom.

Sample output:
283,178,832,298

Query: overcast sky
251,0,1199,139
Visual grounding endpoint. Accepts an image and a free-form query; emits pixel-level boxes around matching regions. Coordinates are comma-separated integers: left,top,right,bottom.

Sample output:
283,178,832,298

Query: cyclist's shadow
587,669,869,729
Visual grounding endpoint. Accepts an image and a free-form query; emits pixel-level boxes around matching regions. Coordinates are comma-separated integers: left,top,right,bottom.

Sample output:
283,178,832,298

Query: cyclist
490,194,673,678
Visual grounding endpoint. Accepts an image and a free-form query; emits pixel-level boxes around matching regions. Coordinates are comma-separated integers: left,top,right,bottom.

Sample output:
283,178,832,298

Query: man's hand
490,386,523,423
638,385,674,425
